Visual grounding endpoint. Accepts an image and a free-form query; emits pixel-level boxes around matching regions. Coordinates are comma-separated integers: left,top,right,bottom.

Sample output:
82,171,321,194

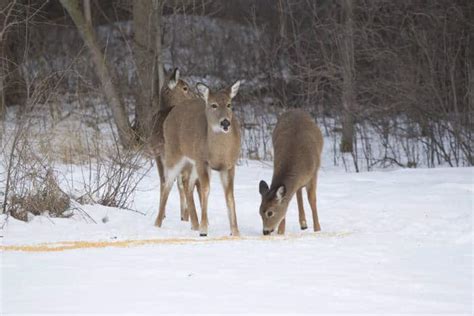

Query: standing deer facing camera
148,68,198,223
154,80,242,236
258,109,323,235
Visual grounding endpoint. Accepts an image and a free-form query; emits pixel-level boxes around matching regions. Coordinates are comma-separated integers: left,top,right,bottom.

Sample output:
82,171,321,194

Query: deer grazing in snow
148,68,198,223
154,80,242,236
258,109,323,235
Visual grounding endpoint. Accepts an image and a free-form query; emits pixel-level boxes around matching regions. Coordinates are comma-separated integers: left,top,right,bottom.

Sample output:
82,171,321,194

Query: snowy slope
1,162,473,314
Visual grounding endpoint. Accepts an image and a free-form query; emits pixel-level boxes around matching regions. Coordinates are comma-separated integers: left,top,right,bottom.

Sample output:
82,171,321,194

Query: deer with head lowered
148,68,198,223
154,80,241,236
258,109,323,235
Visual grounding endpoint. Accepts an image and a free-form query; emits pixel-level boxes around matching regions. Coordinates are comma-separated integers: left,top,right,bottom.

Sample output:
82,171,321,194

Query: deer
148,68,198,223
258,109,323,235
154,80,242,237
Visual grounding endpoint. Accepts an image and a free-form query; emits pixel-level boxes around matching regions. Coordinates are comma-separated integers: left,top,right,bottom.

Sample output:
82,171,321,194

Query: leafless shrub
75,131,151,210
1,116,72,221
9,170,71,221
1,104,150,222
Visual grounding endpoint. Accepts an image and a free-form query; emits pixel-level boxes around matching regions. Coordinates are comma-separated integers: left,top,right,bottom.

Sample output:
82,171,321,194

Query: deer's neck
206,125,238,170
207,127,235,151
271,169,299,199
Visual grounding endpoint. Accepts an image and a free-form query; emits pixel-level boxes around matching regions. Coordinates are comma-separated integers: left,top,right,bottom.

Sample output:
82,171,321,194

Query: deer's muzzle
220,119,231,132
263,229,273,236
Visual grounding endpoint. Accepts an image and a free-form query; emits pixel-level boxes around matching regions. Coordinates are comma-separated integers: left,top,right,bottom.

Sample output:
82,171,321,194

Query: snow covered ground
1,162,473,315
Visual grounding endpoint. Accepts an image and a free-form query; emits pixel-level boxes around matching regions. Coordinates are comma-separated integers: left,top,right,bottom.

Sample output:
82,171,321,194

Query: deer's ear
229,80,240,99
168,68,179,90
259,180,269,195
275,185,286,202
196,83,209,103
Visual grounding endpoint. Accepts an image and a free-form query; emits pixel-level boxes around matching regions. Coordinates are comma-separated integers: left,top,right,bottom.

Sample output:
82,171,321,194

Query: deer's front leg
220,167,240,236
277,217,286,235
197,164,210,236
296,188,307,230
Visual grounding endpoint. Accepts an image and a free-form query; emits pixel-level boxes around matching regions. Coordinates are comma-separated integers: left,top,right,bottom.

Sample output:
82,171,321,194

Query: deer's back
272,110,323,185
146,107,173,158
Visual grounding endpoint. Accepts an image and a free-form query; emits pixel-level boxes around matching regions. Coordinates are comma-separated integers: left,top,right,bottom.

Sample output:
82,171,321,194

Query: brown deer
258,109,323,235
148,68,197,222
154,80,241,236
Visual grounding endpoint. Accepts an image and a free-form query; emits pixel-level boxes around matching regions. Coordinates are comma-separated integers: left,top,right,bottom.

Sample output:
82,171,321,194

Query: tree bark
0,40,5,127
0,0,12,145
154,0,165,101
468,63,473,165
83,0,91,23
340,0,355,153
60,0,133,148
133,0,163,141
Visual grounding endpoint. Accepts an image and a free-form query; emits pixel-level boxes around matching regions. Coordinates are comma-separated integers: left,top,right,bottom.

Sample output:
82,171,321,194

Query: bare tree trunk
83,0,91,23
277,0,286,40
154,0,165,103
0,0,12,145
60,0,133,148
340,0,355,153
0,40,5,131
132,0,153,139
133,0,163,141
468,62,473,165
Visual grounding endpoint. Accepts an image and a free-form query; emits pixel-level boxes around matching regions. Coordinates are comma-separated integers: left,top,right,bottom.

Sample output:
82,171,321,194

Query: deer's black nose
221,119,231,130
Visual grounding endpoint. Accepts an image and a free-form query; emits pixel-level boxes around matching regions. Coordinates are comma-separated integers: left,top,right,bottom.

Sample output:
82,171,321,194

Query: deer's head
196,81,240,134
161,68,195,109
258,180,289,235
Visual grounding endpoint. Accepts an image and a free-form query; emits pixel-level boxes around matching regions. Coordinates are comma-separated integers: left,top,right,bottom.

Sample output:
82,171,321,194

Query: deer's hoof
199,233,207,237
301,225,308,230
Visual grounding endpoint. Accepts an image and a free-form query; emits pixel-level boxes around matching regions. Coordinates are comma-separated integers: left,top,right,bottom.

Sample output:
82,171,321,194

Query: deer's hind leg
155,177,173,228
155,156,166,219
179,166,203,225
178,172,189,221
183,165,200,231
155,158,185,228
296,188,308,230
306,174,321,232
156,157,165,190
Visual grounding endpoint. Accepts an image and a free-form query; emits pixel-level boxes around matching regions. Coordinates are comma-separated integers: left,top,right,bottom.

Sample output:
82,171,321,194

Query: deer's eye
227,103,231,108
182,86,188,92
266,211,274,218
211,103,218,109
